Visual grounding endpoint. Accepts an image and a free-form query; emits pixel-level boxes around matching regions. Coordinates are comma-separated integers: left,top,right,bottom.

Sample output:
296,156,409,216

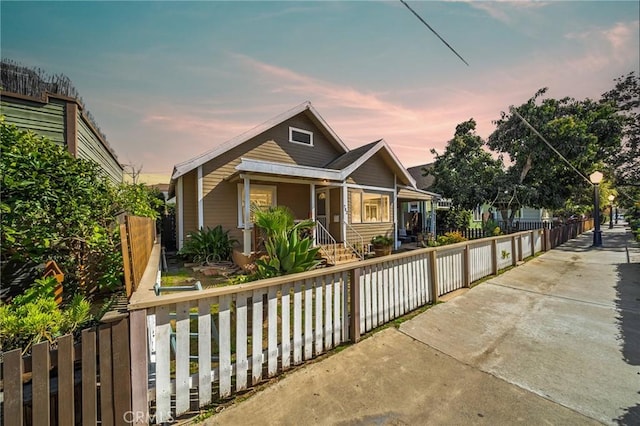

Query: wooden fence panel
469,242,493,283
0,317,131,426
121,215,156,298
3,349,24,426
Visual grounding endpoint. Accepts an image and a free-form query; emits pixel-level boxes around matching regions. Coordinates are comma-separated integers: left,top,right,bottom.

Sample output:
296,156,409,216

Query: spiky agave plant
252,206,319,278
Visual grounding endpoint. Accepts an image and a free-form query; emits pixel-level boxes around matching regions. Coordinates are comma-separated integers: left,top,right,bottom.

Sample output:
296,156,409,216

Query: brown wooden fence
121,215,156,298
1,316,131,426
546,218,594,249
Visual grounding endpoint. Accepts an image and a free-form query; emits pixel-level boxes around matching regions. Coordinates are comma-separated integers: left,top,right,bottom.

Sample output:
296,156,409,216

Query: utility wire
400,0,469,67
510,108,593,186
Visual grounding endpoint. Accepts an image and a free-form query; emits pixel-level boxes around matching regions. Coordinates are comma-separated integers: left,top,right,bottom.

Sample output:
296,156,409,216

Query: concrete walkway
202,224,640,425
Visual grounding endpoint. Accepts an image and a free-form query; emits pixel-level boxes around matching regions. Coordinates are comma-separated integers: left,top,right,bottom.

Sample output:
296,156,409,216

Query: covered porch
396,185,439,248
230,158,349,257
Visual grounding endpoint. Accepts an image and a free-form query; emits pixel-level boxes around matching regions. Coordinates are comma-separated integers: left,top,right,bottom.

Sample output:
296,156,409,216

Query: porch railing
345,222,367,260
315,220,337,264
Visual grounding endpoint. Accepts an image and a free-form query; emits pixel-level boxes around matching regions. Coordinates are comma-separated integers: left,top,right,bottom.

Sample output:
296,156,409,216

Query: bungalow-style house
169,102,437,262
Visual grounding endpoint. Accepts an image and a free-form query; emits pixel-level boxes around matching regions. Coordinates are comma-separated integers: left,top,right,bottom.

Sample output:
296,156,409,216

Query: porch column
310,183,316,245
342,183,348,247
422,201,427,231
243,177,252,255
177,176,184,250
431,200,437,234
393,175,398,249
197,166,204,229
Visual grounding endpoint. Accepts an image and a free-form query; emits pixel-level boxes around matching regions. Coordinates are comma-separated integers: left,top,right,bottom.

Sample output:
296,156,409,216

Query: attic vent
289,127,313,146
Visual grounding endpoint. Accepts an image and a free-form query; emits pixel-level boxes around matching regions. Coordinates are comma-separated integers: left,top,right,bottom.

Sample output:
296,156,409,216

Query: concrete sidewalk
202,225,640,425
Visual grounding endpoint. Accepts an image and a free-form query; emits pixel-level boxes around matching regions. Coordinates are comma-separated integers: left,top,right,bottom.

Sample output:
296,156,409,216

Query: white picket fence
128,229,545,423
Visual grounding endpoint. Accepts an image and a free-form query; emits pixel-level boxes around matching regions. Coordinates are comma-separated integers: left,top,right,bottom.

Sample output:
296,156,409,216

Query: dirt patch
163,251,244,289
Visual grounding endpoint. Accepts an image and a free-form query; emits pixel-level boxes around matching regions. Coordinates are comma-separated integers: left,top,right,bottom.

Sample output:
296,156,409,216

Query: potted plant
371,235,393,257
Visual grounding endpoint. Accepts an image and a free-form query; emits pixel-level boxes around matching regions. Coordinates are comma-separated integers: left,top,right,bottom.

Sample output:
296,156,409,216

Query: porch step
318,244,361,265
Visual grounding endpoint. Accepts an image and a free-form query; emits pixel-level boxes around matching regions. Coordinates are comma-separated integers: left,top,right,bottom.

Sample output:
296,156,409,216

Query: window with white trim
237,184,277,227
289,127,313,146
350,191,390,223
473,205,482,222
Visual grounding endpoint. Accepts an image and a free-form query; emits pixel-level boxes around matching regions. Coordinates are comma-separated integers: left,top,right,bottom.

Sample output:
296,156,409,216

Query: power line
510,108,592,186
399,0,469,67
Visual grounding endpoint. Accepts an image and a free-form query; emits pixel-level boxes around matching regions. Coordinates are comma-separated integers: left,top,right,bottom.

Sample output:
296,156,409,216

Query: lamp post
608,194,615,229
590,171,603,247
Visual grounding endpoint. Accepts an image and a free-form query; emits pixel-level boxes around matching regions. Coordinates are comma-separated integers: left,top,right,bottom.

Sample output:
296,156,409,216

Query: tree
1,118,161,295
488,88,624,213
601,72,640,189
429,119,504,211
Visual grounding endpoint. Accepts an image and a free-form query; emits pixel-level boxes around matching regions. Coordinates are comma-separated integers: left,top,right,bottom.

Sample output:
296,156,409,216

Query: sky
2,1,639,184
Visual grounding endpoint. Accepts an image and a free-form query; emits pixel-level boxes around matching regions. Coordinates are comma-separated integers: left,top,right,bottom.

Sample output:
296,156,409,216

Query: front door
316,188,329,228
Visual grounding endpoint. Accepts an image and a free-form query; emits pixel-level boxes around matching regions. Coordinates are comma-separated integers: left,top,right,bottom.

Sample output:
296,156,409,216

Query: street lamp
608,194,615,229
589,171,603,247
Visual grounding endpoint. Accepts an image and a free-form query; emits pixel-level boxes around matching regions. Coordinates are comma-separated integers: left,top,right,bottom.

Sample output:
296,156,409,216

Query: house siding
76,112,123,183
347,151,395,188
277,182,311,220
0,96,66,146
182,171,198,238
348,223,394,246
1,94,123,183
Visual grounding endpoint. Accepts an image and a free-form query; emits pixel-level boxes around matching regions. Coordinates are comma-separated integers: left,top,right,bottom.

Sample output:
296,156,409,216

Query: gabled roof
324,141,379,170
333,139,416,187
407,163,435,190
171,101,349,181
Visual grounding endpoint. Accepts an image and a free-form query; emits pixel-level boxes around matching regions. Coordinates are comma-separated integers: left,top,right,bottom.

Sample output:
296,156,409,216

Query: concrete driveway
203,226,640,425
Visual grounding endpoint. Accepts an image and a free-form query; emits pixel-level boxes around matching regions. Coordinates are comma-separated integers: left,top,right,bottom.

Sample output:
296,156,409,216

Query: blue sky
2,1,639,183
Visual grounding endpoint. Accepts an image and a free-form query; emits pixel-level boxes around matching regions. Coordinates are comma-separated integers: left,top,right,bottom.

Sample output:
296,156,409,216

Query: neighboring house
0,62,123,183
169,102,437,257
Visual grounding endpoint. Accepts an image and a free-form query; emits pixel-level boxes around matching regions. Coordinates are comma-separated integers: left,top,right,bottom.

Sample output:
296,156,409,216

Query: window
237,184,277,227
473,205,482,222
350,191,390,223
351,192,361,223
289,127,313,146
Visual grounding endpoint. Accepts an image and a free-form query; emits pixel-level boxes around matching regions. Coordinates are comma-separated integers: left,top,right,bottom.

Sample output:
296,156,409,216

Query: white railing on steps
315,220,336,264
345,222,367,260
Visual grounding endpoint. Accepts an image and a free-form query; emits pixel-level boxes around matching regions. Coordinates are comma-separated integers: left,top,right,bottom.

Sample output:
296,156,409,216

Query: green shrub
1,118,161,294
436,231,468,246
0,276,92,353
179,225,238,264
371,235,393,246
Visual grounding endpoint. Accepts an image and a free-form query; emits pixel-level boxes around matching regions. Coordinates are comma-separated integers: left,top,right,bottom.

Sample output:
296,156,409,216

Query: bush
0,276,92,353
436,231,468,246
371,235,393,246
1,118,161,295
179,225,238,264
